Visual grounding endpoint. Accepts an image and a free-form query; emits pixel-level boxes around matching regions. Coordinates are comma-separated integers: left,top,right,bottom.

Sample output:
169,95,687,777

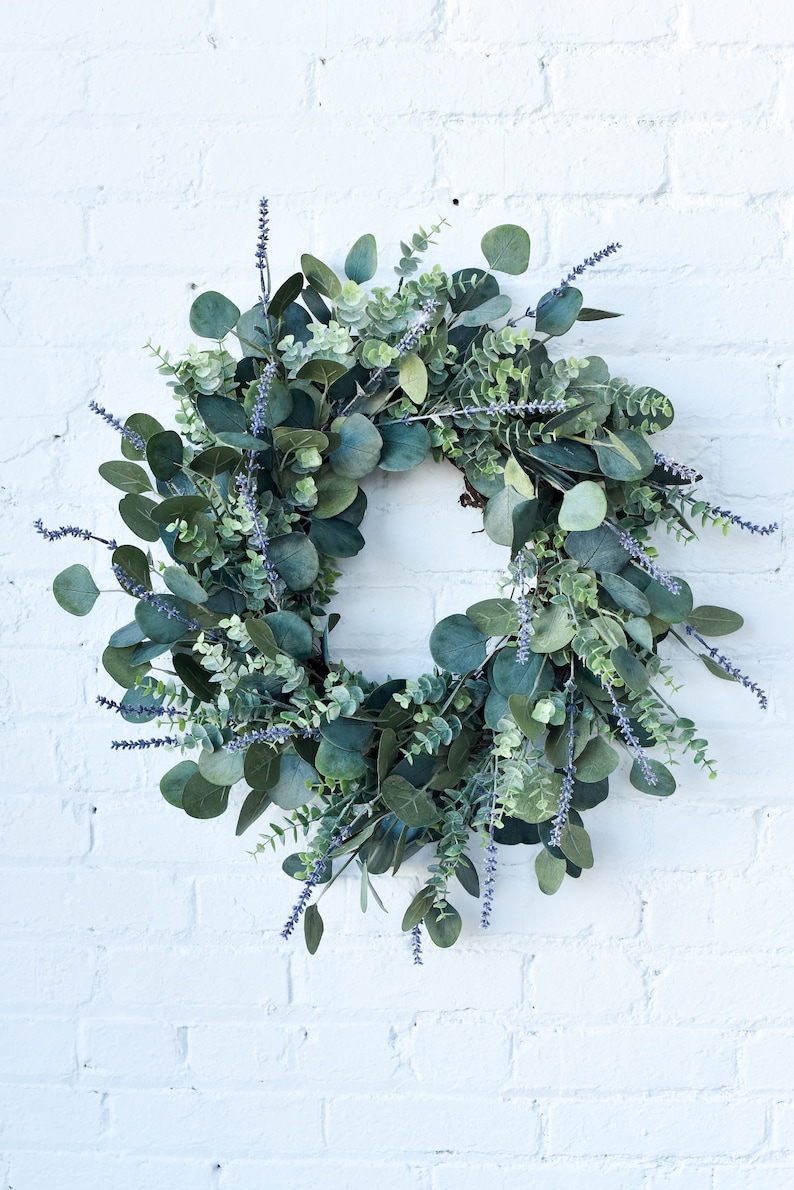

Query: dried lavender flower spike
280,825,354,940
604,680,657,786
34,519,117,550
88,402,147,453
605,522,681,594
410,923,424,965
111,737,178,750
653,452,700,484
685,626,768,709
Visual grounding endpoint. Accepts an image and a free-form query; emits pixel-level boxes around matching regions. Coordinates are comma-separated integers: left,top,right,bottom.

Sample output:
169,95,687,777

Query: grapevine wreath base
39,205,776,957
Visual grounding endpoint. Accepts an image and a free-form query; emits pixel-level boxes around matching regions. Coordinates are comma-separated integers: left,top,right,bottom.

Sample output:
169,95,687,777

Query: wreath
38,203,776,959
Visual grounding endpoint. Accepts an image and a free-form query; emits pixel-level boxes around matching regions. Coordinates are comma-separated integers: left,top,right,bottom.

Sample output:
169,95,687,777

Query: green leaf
101,645,149,689
160,760,198,809
98,461,152,494
344,234,377,283
508,694,545,741
234,304,271,358
466,598,519,637
118,494,160,542
558,481,607,531
53,564,99,616
146,431,184,481
644,576,693,624
402,886,436,931
399,353,428,403
243,745,281,791
119,686,163,724
535,288,583,336
575,736,620,783
300,254,342,300
449,268,500,315
189,446,241,478
429,614,488,674
600,572,651,617
320,717,373,751
483,485,530,547
492,648,549,698
504,456,535,499
577,307,623,321
268,533,320,592
564,525,631,574
481,224,531,275
244,616,280,659
381,775,440,827
624,616,654,652
195,395,247,436
268,751,317,810
378,421,431,471
134,595,194,644
308,516,365,558
198,746,245,787
455,855,480,898
426,902,462,948
189,291,241,339
460,293,513,327
328,414,382,479
149,495,211,525
236,788,272,836
296,358,348,387
120,413,164,460
272,427,329,455
688,605,744,637
630,757,677,796
377,728,399,786
304,903,324,954
535,849,566,894
611,645,650,694
559,822,594,869
315,738,368,782
592,429,655,480
529,605,576,654
108,621,146,647
313,468,359,519
262,610,313,661
162,565,208,604
268,272,304,320
182,772,229,819
700,655,738,682
112,544,150,592
172,652,216,702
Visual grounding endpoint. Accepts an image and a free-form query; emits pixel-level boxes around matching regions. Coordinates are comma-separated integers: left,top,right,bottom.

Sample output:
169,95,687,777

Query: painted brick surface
3,0,792,1186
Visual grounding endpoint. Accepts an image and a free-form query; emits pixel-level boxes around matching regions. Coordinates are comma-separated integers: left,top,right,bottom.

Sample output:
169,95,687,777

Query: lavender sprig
604,680,657,786
249,360,278,440
514,550,533,665
255,197,270,304
509,242,622,325
226,724,303,753
111,565,201,632
111,737,178,750
280,825,354,940
34,519,117,550
480,785,499,932
654,452,700,484
362,299,439,394
550,693,578,847
399,397,566,425
88,402,147,453
685,626,768,709
684,496,778,537
235,472,281,588
605,522,681,593
96,694,166,717
410,923,423,965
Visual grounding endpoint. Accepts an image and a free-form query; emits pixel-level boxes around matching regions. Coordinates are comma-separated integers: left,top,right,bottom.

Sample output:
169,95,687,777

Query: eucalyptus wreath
38,203,776,958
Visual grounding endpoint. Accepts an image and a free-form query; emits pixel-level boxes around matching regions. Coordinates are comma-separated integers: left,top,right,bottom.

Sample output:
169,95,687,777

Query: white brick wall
3,0,792,1185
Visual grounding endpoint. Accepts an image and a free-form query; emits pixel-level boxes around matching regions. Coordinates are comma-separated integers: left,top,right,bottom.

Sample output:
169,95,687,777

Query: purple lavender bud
226,724,298,752
411,923,424,965
511,242,622,324
88,402,147,453
653,452,699,484
604,523,681,594
96,694,166,717
249,360,278,439
514,551,533,665
399,398,565,425
549,696,578,846
604,680,657,786
111,565,202,632
34,519,117,550
280,824,354,940
687,497,778,536
111,736,178,750
685,625,768,709
480,786,499,929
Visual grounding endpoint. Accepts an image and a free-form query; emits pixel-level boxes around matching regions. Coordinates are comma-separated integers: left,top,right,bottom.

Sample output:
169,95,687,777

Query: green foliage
40,208,772,957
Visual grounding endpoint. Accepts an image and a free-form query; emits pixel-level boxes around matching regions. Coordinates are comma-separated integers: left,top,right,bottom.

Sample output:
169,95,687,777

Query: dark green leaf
492,648,549,698
189,446,241,477
262,610,313,660
529,606,576,654
344,234,378,283
313,468,359,519
600,572,651,617
146,431,183,481
182,772,229,819
244,745,281,791
160,760,198,809
564,525,631,574
455,854,480,898
481,224,531,275
466,598,519,636
120,413,164,460
189,290,241,339
300,254,342,300
112,545,150,592
315,738,368,781
402,886,436,932
460,293,512,327
483,485,529,547
630,757,677,796
426,902,462,948
172,652,216,701
535,288,583,336
236,788,272,836
101,644,149,688
644,576,693,624
198,746,245,787
108,621,147,648
244,617,280,659
328,414,382,479
196,394,247,436
378,421,431,471
135,595,195,643
429,614,488,674
53,564,99,616
688,605,744,637
268,533,320,592
592,429,656,480
149,495,211,524
98,460,152,494
269,751,317,810
269,272,304,319
118,494,160,542
381,775,440,827
119,686,163,724
508,694,545,741
575,736,620,782
535,848,566,894
162,565,208,604
577,307,622,321
611,645,650,694
304,904,324,954
558,822,594,869
308,516,365,558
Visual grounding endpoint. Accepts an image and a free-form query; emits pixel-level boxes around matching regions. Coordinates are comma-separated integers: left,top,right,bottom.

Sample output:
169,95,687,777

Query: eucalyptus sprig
38,201,777,955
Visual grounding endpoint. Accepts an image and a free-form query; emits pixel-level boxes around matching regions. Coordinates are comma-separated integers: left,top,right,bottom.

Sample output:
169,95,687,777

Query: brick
644,879,718,947
530,947,647,1017
653,960,794,1022
0,1016,76,1079
515,1026,735,1091
713,1171,794,1190
676,128,794,195
0,796,90,860
447,0,677,42
410,1019,511,1088
504,122,668,195
547,1095,765,1157
187,1023,290,1085
690,1,794,43
80,1017,182,1082
742,1032,794,1089
0,942,96,1006
220,1161,426,1190
433,1166,646,1190
0,868,193,935
328,1093,542,1155
0,1086,103,1146
8,1151,214,1190
106,945,290,1008
715,878,794,949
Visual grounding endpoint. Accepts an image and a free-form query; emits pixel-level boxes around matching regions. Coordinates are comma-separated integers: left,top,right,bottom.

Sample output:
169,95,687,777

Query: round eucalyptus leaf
644,576,693,624
481,224,531,275
120,413,164,460
269,533,320,592
600,572,651,617
592,429,656,480
558,822,594,869
483,485,529,547
146,431,184,481
460,293,513,327
687,605,744,637
160,760,198,809
112,545,151,593
269,751,318,810
429,615,488,674
262,610,313,661
189,290,241,340
378,421,431,471
101,645,149,689
308,516,365,558
119,686,163,724
611,645,650,694
149,495,211,525
425,902,462,948
135,595,194,644
535,848,566,895
344,234,378,283
188,445,241,478
196,394,247,435
243,745,281,791
315,739,368,782
564,525,631,574
98,461,152,495
329,414,383,479
198,746,245,787
492,648,549,698
571,776,609,811
320,717,373,751
630,758,677,796
449,268,500,315
313,468,359,519
300,253,342,300
624,616,654,653
398,353,428,403
118,494,161,542
558,481,607,531
575,736,620,783
381,775,440,828
535,288,583,336
162,565,208,604
466,598,519,637
507,694,545,741
53,564,99,616
484,689,511,730
108,621,147,648
182,772,230,819
529,606,576,654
